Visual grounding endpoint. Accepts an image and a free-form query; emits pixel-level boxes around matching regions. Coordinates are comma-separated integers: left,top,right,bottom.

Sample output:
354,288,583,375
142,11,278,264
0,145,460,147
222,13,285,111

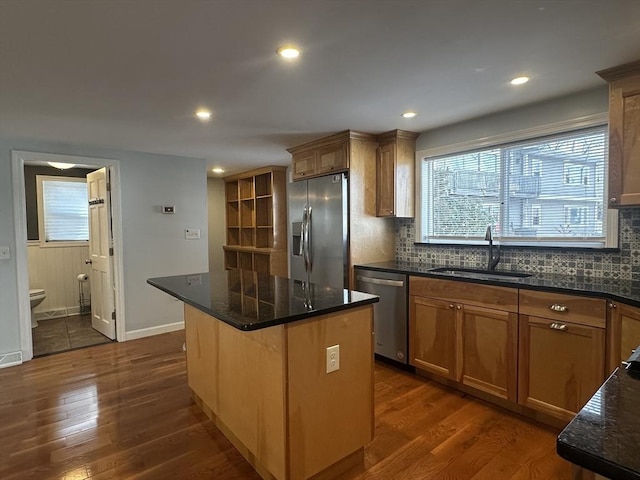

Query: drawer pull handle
549,304,568,313
549,322,568,331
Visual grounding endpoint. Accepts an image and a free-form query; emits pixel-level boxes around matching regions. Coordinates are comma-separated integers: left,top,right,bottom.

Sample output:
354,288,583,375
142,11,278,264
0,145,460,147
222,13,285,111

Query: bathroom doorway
12,151,125,361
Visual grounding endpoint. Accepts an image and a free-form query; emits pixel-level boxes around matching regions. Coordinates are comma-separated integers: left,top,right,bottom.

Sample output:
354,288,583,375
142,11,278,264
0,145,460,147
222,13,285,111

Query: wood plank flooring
0,331,571,480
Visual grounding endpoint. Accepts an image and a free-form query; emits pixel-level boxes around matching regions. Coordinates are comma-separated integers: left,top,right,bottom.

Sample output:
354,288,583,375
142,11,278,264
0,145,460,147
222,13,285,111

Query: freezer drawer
355,268,408,364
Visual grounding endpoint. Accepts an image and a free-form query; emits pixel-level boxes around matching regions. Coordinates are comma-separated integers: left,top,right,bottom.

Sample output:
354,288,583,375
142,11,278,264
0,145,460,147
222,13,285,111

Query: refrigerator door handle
301,205,309,271
307,206,313,271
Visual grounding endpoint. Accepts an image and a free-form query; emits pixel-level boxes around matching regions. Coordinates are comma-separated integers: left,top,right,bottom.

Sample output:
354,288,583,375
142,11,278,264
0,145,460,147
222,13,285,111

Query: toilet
29,288,46,328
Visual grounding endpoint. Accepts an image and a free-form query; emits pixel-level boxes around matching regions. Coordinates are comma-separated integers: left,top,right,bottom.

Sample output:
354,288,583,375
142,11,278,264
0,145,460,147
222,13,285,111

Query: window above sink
417,123,618,250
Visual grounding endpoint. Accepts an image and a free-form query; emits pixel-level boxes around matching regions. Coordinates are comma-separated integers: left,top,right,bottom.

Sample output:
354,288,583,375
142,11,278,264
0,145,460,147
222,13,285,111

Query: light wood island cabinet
597,60,640,207
376,130,419,218
518,290,606,422
409,277,518,402
223,166,288,277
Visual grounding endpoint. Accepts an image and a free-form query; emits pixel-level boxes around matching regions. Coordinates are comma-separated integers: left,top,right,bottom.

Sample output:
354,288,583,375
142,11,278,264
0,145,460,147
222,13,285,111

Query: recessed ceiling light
195,110,212,120
401,111,417,118
510,76,530,85
47,162,76,169
212,167,225,174
277,45,301,59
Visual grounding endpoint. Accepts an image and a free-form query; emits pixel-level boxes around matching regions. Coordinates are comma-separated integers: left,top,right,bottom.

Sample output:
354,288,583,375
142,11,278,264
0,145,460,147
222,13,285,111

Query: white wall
207,177,226,272
417,87,609,151
0,137,209,361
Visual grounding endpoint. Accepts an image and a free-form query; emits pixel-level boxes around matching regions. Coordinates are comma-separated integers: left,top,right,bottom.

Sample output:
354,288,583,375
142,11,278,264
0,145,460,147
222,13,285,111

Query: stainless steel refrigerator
288,173,348,289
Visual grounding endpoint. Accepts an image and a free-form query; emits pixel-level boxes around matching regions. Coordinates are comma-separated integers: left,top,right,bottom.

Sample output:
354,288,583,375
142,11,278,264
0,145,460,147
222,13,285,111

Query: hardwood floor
0,331,571,480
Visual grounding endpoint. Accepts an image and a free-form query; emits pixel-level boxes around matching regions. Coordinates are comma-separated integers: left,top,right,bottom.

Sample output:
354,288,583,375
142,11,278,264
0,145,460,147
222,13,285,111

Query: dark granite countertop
557,366,640,480
147,270,378,331
354,261,640,308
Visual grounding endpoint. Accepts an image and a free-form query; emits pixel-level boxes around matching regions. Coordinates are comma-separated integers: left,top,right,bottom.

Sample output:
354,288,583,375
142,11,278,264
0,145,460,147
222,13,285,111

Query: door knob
85,259,92,265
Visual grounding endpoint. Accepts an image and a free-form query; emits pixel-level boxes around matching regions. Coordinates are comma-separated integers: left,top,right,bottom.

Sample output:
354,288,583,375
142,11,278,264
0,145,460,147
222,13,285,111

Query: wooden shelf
222,167,288,276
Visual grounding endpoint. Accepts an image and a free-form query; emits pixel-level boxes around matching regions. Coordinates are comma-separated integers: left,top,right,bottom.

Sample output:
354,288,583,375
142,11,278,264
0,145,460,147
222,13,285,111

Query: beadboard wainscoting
27,243,92,319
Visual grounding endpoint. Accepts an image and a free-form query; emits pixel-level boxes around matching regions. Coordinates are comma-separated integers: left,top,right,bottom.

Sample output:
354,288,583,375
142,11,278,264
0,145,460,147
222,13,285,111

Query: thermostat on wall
162,206,175,214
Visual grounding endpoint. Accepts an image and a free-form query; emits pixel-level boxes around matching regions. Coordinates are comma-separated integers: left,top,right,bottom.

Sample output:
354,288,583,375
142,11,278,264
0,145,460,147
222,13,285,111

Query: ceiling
1,0,639,176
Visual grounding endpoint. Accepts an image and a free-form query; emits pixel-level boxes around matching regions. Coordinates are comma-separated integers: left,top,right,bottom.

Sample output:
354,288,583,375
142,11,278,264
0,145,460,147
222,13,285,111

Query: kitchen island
147,270,378,480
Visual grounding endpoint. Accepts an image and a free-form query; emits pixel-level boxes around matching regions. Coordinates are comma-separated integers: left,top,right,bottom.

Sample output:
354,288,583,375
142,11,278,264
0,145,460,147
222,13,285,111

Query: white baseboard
0,351,23,369
125,321,184,341
35,306,82,320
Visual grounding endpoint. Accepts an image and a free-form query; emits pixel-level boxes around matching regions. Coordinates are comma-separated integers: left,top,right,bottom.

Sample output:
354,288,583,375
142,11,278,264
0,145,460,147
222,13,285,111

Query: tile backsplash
395,209,640,281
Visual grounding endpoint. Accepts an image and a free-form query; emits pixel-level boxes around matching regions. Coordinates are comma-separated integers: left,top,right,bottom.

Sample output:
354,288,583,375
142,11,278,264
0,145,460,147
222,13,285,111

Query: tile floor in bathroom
32,314,113,357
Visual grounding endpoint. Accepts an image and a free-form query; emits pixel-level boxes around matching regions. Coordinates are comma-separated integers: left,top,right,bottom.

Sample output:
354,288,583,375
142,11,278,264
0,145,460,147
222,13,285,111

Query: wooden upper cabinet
376,130,418,218
288,132,356,181
291,149,316,179
597,60,640,207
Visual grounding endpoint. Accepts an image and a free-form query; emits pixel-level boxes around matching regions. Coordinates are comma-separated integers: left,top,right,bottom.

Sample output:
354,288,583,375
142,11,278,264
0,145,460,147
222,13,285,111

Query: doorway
11,151,126,362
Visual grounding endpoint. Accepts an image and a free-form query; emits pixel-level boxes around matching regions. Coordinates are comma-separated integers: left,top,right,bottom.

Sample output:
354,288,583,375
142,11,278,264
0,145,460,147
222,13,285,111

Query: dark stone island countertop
557,366,640,480
147,270,378,331
354,261,640,308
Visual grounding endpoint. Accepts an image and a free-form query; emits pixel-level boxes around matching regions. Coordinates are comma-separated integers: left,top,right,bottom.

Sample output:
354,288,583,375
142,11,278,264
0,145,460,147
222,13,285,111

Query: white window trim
36,175,89,248
415,112,618,248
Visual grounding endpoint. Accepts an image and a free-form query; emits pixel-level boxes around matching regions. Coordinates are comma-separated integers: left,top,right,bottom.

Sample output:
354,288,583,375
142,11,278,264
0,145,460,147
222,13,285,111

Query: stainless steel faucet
485,226,501,271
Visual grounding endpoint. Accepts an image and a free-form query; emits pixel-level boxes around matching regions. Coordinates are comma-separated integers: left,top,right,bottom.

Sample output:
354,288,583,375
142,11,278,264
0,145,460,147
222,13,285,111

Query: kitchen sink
429,267,533,281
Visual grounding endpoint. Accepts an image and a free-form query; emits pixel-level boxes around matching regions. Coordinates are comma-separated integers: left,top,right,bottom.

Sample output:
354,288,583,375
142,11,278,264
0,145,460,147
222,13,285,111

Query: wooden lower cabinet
409,295,457,378
460,304,518,402
518,315,605,422
409,288,518,402
608,301,640,372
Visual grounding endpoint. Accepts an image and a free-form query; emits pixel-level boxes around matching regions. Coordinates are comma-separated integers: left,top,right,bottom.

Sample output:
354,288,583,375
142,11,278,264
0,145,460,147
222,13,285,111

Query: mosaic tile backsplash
395,209,640,282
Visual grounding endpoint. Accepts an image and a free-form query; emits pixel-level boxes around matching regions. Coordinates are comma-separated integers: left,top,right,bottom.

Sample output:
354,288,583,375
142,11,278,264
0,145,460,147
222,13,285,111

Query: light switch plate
0,246,10,260
185,228,200,239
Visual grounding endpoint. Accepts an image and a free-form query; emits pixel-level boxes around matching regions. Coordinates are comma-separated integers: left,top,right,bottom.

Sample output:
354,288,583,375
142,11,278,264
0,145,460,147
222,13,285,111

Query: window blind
420,126,608,247
42,179,89,242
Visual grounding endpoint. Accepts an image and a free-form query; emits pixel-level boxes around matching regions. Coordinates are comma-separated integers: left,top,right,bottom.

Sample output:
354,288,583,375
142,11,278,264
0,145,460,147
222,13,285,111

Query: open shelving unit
223,166,288,277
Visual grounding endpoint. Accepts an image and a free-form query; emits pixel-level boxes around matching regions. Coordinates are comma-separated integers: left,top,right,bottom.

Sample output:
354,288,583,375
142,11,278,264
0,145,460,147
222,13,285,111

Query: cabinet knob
457,305,462,310
549,322,568,331
549,303,568,313
609,302,617,309
609,197,617,204
449,304,454,309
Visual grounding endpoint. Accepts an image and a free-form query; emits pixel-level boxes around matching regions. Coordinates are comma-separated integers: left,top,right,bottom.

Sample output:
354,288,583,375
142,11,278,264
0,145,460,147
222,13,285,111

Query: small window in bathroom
36,175,89,243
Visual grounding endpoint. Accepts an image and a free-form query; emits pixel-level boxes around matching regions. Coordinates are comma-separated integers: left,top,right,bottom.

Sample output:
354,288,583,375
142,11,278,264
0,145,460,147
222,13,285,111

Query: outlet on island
326,344,340,373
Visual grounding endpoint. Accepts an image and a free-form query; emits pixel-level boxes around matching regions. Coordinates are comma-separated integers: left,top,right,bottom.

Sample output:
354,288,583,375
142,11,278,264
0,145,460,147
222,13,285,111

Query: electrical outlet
185,228,201,239
326,344,340,373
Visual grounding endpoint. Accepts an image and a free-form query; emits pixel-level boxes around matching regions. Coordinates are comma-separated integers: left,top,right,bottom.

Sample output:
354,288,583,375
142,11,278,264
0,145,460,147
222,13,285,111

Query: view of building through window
420,126,608,246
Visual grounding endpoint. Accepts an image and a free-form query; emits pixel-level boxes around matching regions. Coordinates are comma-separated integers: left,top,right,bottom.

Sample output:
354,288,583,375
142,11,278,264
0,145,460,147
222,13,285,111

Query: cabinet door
608,302,640,372
518,315,605,422
608,73,640,207
292,150,316,180
317,141,348,174
409,295,457,378
376,142,395,217
460,304,518,402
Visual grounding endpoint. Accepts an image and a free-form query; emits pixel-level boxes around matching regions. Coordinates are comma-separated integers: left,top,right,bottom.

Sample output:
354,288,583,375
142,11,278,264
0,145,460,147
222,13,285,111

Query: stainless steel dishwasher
355,268,408,365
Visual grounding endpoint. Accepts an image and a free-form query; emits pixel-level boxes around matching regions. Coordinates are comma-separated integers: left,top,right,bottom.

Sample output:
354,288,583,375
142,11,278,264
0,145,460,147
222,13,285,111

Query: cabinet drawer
410,276,518,313
519,290,606,328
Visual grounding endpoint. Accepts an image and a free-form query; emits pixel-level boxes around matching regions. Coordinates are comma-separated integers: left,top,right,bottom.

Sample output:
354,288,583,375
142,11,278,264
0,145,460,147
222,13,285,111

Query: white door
87,167,116,339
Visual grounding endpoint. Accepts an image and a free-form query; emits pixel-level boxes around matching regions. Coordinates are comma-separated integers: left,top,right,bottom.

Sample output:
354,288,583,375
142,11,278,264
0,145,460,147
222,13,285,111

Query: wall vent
0,351,23,369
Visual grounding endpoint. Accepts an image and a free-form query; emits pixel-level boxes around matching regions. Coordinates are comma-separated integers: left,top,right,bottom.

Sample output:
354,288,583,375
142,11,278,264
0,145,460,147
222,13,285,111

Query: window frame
415,114,618,249
36,175,90,248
